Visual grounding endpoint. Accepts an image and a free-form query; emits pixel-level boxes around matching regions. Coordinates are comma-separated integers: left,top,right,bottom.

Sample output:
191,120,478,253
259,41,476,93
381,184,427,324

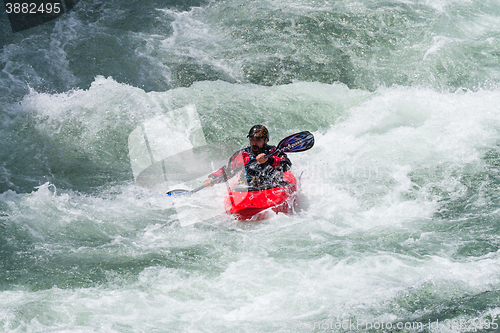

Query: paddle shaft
167,131,314,196
167,149,283,196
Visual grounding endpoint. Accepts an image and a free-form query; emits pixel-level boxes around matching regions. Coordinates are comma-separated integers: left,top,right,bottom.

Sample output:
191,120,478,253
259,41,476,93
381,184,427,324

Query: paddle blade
276,131,315,153
167,189,190,196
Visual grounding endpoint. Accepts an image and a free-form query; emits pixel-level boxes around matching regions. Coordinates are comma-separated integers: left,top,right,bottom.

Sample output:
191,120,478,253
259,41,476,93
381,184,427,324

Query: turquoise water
1,0,500,332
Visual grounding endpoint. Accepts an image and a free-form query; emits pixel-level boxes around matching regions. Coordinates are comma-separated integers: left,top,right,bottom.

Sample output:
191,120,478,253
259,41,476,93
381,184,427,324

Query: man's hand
203,178,214,187
256,153,268,164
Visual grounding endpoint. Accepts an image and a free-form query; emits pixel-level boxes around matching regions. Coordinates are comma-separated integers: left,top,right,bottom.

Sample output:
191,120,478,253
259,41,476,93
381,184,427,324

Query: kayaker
203,125,292,189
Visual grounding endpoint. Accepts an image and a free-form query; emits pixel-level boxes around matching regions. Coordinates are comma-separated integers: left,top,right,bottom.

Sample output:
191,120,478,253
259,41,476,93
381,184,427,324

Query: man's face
250,137,267,153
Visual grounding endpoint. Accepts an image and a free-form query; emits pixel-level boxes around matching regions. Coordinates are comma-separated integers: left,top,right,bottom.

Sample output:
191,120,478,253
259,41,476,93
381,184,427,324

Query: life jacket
217,145,292,189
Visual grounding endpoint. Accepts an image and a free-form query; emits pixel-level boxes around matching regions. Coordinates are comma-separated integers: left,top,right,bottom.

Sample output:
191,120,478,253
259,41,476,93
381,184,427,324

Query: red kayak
224,171,299,220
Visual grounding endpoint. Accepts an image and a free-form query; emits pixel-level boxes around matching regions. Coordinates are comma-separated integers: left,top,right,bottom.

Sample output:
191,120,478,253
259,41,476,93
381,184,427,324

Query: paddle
166,131,315,196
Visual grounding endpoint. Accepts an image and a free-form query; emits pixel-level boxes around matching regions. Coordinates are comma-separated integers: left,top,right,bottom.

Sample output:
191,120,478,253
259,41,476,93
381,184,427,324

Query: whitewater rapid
2,0,500,332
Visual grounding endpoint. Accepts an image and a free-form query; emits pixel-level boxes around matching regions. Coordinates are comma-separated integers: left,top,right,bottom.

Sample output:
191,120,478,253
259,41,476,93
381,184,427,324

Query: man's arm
204,150,249,187
266,148,292,171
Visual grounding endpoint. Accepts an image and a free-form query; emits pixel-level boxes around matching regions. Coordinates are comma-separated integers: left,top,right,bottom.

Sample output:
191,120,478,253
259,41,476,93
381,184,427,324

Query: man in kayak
203,125,292,189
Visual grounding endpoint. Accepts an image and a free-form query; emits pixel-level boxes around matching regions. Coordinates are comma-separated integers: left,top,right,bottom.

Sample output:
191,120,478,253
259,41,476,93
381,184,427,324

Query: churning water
2,0,500,332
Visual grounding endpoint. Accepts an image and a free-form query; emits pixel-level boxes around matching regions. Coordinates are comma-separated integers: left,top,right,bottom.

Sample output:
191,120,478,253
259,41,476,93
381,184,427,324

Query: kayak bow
224,171,298,220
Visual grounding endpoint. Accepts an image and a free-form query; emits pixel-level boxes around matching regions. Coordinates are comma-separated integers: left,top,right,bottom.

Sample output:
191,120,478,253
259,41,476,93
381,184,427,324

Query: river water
1,0,500,332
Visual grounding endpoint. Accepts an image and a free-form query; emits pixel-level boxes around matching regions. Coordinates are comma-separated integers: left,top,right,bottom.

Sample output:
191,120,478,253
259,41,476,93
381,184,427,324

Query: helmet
247,125,268,139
